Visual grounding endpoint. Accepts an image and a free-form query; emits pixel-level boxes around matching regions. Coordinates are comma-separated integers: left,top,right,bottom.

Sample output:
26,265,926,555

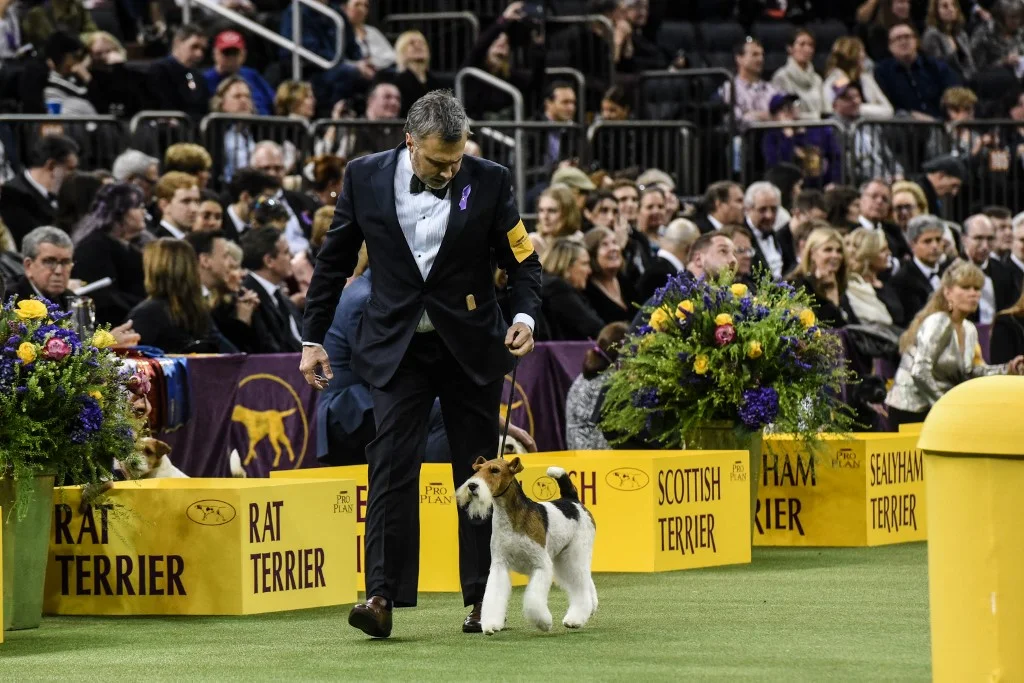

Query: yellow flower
715,313,733,326
649,307,672,332
675,300,694,319
799,309,816,328
747,341,763,359
731,283,748,297
16,342,36,364
92,329,117,349
693,354,709,375
89,390,103,401
14,299,47,320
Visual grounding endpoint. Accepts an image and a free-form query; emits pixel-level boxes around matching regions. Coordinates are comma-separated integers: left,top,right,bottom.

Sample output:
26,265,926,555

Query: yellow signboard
517,451,752,572
898,423,924,435
272,464,537,592
44,479,356,615
0,506,3,644
755,433,927,547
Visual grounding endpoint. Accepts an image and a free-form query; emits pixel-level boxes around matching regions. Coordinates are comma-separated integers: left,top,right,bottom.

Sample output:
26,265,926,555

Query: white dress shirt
159,220,186,240
977,258,996,325
273,189,310,255
707,214,723,231
226,205,248,237
749,220,783,279
248,270,301,342
655,248,685,273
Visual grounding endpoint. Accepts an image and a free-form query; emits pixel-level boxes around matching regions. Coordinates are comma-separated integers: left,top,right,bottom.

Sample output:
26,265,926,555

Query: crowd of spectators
1,0,1024,440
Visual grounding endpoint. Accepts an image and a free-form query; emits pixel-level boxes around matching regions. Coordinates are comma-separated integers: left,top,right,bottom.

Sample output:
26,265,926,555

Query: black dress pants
364,331,502,608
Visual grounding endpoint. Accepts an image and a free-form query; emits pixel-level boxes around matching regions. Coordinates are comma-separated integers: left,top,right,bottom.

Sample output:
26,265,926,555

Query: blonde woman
890,180,927,235
392,30,442,117
885,261,1024,427
530,184,582,262
845,227,906,326
822,37,894,118
787,227,859,328
538,239,603,341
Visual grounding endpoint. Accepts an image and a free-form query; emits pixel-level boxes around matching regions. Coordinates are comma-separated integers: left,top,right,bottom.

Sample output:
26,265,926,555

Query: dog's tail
547,466,579,502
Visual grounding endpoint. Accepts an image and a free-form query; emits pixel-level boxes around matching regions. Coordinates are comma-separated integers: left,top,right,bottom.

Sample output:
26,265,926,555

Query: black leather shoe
348,595,393,638
462,602,482,633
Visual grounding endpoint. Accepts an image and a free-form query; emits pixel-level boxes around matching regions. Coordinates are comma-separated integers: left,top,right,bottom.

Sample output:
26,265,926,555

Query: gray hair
661,218,700,250
906,214,945,243
22,226,73,259
404,90,471,142
253,140,284,157
111,149,158,182
744,181,781,208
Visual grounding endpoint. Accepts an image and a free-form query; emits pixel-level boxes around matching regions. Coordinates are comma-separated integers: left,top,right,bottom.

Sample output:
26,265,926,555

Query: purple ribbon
459,185,471,211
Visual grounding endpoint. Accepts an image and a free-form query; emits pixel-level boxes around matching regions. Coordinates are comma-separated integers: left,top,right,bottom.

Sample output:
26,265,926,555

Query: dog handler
299,90,542,638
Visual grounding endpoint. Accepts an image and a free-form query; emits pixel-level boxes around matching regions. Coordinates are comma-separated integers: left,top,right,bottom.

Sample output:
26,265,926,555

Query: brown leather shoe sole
348,605,392,639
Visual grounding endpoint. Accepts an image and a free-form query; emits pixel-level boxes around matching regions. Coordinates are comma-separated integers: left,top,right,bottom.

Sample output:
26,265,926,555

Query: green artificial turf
0,545,930,681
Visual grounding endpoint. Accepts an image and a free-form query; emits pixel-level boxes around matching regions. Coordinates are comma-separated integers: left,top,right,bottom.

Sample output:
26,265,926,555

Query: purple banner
161,343,589,478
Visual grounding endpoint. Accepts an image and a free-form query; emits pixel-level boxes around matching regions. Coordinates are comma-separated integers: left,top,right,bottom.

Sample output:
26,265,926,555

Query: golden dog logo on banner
531,476,557,501
500,374,534,438
232,374,308,471
606,467,650,491
186,500,236,526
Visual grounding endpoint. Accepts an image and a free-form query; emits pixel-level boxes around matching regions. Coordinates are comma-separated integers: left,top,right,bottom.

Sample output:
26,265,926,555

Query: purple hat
769,93,800,115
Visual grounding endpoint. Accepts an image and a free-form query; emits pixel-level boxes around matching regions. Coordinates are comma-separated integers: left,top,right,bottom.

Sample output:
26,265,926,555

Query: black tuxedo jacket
12,275,70,310
635,256,679,304
890,260,944,322
302,145,542,388
969,258,1018,323
694,214,718,235
747,219,796,279
243,273,304,354
1005,257,1024,301
0,174,55,249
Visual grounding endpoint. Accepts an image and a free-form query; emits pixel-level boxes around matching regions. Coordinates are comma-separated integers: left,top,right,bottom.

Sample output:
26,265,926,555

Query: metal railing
949,119,1024,216
382,12,479,76
200,114,312,182
545,15,615,94
0,115,127,172
545,67,587,126
309,118,406,160
181,0,345,82
850,118,947,188
129,112,196,161
588,120,697,194
739,120,847,188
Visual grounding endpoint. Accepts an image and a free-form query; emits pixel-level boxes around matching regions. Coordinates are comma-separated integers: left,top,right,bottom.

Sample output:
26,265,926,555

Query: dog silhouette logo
605,467,649,491
500,373,535,438
186,499,237,526
730,460,748,481
232,373,309,472
531,476,557,501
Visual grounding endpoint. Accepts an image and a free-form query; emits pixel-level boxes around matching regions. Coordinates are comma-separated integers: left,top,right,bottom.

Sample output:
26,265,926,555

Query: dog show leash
497,356,519,460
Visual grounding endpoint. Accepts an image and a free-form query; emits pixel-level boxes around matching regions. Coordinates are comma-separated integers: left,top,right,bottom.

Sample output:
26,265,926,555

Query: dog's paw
563,613,588,629
482,621,503,635
527,610,552,632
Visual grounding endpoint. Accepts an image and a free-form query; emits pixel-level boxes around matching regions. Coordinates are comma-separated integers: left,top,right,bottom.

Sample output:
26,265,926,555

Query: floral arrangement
599,272,854,448
0,297,143,516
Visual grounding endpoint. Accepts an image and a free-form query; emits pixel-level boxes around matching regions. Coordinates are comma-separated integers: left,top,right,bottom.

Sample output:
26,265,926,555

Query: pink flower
714,324,736,347
42,337,71,360
128,371,151,396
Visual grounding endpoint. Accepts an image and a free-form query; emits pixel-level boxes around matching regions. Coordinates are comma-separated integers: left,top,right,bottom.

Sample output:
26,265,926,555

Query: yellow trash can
918,375,1024,683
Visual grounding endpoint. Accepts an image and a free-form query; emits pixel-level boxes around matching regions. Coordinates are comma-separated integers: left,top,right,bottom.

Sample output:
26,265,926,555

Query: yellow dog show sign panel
755,433,927,547
44,479,356,615
272,464,540,593
517,450,752,573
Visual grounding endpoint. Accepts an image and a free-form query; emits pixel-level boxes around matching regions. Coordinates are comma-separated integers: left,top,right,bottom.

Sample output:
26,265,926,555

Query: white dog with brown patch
456,456,597,635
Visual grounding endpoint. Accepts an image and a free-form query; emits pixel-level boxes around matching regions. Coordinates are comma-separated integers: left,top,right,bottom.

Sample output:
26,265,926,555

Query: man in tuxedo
777,189,826,263
1007,217,1024,297
152,172,200,240
695,181,744,235
962,214,1017,324
246,142,318,254
299,91,541,638
221,168,280,243
635,218,700,302
889,215,947,322
744,181,795,280
240,228,303,353
857,179,910,264
0,135,78,249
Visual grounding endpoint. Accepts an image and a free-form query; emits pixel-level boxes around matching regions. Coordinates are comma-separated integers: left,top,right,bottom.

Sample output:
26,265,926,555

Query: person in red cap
204,30,276,116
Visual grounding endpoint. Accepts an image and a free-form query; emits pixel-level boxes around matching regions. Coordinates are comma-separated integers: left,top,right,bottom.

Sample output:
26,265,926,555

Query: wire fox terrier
456,456,597,634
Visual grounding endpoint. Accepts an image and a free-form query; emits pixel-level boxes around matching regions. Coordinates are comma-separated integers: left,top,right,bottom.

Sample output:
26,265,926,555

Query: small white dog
456,456,597,634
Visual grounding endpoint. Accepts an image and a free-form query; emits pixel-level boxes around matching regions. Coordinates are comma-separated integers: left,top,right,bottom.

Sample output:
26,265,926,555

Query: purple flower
738,387,779,430
714,324,736,347
631,387,659,409
739,296,753,316
70,397,104,444
636,325,654,336
42,337,71,360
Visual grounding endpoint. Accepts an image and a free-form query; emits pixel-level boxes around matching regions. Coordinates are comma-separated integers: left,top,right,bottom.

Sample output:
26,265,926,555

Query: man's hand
505,322,534,357
507,423,537,452
111,321,141,346
300,345,333,390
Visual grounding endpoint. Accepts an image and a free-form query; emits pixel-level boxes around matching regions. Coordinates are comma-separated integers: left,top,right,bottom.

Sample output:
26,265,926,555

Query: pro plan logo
606,467,650,491
532,476,557,501
730,460,748,482
833,448,861,469
186,499,237,526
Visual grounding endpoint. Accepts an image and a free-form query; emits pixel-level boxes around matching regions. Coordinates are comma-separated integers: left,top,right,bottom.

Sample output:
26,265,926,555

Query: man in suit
911,155,964,217
857,179,910,264
889,214,947,322
147,24,210,120
152,172,200,240
743,181,795,280
221,168,280,243
1008,217,1024,297
962,214,1018,324
694,181,744,235
299,91,541,638
246,142,318,254
240,228,303,353
635,218,700,303
0,135,78,249
777,189,826,263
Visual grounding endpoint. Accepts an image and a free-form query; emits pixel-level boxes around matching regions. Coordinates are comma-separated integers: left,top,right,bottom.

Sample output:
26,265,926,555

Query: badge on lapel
459,185,471,211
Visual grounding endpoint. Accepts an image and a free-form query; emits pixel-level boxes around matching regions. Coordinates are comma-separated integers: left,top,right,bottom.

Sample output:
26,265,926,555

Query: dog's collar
494,479,515,498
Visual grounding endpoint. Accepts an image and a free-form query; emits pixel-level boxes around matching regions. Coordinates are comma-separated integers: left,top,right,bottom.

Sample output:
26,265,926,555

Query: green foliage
600,270,855,449
0,297,143,517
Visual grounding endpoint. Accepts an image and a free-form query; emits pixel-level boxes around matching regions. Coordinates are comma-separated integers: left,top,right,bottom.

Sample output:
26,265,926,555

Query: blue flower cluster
631,387,660,409
738,387,780,430
32,324,81,352
70,397,104,444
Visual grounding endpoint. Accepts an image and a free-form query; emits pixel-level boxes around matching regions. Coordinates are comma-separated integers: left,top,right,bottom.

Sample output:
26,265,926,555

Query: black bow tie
410,175,448,200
